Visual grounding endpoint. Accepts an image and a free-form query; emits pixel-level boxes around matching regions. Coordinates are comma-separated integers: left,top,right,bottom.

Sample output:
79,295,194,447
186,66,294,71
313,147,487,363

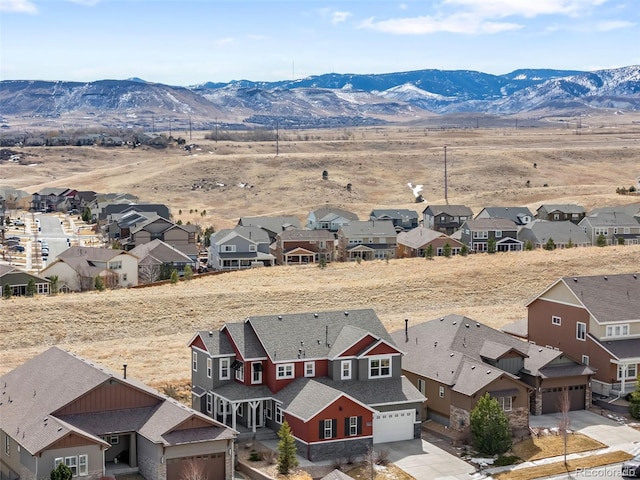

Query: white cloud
442,0,608,18
0,0,37,13
331,10,351,25
66,0,102,5
214,38,234,47
247,34,269,41
594,20,635,31
359,13,522,35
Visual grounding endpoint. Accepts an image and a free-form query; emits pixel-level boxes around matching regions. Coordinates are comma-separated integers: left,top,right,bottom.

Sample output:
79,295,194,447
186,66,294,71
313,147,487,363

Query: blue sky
1,0,638,85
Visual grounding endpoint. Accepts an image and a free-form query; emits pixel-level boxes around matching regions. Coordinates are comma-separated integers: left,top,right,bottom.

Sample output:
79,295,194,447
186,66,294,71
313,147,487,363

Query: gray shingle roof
537,204,586,214
518,220,591,245
339,220,397,237
194,330,236,357
212,226,270,245
309,207,359,222
590,336,640,361
559,274,640,323
130,239,193,264
58,246,132,262
245,309,395,362
238,216,302,233
0,347,235,455
397,227,459,249
580,212,640,227
315,376,425,406
463,218,518,231
275,378,346,421
422,205,473,217
224,322,267,359
370,209,419,220
477,207,533,224
321,470,354,480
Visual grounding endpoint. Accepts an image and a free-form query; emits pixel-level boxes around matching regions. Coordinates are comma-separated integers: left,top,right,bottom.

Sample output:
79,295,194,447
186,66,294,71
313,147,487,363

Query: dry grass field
2,120,640,391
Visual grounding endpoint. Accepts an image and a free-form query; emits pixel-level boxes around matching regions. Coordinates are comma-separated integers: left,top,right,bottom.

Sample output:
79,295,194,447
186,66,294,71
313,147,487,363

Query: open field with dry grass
2,122,640,391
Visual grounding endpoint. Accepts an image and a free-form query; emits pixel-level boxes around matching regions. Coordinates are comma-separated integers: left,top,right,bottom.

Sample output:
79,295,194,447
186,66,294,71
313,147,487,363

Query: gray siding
496,357,525,375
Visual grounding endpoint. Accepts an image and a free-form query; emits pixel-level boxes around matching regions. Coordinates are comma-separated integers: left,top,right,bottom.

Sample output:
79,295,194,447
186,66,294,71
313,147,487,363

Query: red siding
190,335,207,351
365,342,402,357
314,359,329,377
307,396,373,443
54,381,160,415
339,335,377,357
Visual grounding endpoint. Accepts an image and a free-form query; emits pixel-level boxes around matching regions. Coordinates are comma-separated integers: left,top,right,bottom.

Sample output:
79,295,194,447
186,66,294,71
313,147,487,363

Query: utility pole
215,117,218,143
444,145,448,205
276,119,279,156
189,116,192,141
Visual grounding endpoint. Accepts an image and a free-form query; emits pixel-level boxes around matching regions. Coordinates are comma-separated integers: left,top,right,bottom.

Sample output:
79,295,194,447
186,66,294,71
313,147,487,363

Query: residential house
536,204,586,224
237,216,301,243
88,193,140,223
272,229,336,265
517,220,591,249
40,246,138,291
98,203,170,227
369,209,419,232
65,190,97,213
30,188,75,212
422,205,474,235
578,212,640,245
188,309,425,461
307,207,359,233
0,347,237,480
337,220,397,262
396,227,465,258
0,265,50,296
105,211,158,242
393,315,594,438
208,227,275,271
588,203,640,218
0,187,31,211
475,207,533,226
130,239,196,283
526,273,640,397
121,216,197,260
459,218,523,252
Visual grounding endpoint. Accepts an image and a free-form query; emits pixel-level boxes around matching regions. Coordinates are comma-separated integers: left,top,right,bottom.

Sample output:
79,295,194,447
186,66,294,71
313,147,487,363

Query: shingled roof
0,348,235,455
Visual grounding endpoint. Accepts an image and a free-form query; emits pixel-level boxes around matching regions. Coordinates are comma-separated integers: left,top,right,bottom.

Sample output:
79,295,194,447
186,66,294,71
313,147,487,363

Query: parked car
622,454,640,477
14,220,25,226
10,245,25,252
7,236,20,242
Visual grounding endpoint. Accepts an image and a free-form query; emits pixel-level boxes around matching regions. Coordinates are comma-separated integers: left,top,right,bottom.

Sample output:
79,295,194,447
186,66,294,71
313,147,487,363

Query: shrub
170,269,179,285
596,233,607,247
183,265,193,281
525,240,534,251
494,455,519,467
424,244,434,260
26,279,36,297
3,284,11,299
51,463,72,480
49,275,59,295
544,237,556,251
375,449,390,465
443,243,452,258
317,258,327,269
470,393,512,455
460,244,469,256
248,451,262,462
94,276,105,291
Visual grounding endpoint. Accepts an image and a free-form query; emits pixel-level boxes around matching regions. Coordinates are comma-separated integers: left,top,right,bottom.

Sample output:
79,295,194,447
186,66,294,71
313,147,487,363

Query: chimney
405,318,409,343
123,364,127,379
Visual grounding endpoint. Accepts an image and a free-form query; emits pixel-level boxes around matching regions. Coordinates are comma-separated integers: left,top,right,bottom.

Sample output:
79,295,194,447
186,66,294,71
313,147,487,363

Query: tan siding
539,282,582,305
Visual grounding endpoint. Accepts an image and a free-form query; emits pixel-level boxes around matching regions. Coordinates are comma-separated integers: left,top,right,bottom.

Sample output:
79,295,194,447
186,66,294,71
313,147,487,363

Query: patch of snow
513,74,528,80
407,182,423,197
470,457,495,466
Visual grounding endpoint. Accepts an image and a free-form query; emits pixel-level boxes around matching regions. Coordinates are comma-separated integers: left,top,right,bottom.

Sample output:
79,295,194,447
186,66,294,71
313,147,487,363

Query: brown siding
54,381,160,415
528,299,590,359
48,433,99,449
171,416,212,431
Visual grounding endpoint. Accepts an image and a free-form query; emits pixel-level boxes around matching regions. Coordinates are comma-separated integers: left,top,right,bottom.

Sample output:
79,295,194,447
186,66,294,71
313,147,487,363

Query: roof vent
434,341,438,347
465,324,469,328
452,321,457,325
440,317,445,321
278,315,282,320
344,311,349,316
314,313,318,318
208,331,213,337
573,277,578,282
633,274,637,279
539,348,543,352
471,366,475,370
604,276,608,281
487,370,491,374
449,353,454,357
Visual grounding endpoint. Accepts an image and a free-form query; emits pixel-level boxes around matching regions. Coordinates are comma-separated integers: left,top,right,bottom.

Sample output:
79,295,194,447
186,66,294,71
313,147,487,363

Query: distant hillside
1,66,639,129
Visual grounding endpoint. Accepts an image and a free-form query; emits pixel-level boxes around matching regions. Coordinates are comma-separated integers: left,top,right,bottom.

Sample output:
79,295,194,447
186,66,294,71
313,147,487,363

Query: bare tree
558,387,571,465
139,264,161,284
179,459,206,480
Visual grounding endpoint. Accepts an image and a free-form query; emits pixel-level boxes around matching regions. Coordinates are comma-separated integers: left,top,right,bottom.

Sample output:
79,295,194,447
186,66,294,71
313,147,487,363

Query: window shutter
357,416,363,435
344,417,349,436
319,420,324,439
332,419,337,439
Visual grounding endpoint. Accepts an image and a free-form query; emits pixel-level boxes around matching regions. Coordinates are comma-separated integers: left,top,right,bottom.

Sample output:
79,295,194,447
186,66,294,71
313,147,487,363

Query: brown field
2,121,640,390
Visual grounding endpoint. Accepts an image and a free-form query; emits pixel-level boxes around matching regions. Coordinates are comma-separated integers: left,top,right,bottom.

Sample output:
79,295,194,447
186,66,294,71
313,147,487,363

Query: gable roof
519,220,591,244
57,246,134,262
463,218,518,231
244,309,396,363
392,315,572,395
212,226,270,245
537,204,586,215
370,209,419,220
130,239,193,265
339,220,397,237
309,207,359,222
277,229,335,242
238,216,302,234
477,207,533,224
0,347,235,455
422,205,474,217
588,203,640,217
533,274,640,324
397,227,460,248
579,212,640,227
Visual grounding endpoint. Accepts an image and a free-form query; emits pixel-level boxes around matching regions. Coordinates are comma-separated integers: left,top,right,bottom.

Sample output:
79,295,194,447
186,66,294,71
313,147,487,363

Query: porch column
249,401,260,434
213,393,218,420
222,399,229,426
129,433,137,467
621,364,627,393
231,402,240,430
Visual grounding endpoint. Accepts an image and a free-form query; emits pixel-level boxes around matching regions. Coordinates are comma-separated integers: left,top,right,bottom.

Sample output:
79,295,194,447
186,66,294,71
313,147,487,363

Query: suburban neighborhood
2,186,640,480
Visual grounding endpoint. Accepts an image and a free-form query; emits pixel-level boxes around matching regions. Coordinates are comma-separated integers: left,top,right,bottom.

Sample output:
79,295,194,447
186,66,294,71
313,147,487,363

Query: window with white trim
206,357,212,378
552,316,561,326
78,455,88,476
235,363,244,381
304,361,315,377
252,362,262,384
275,403,283,424
54,458,63,468
220,358,230,380
206,393,213,414
324,419,333,439
265,401,272,420
439,386,445,398
65,456,78,477
498,396,512,412
495,230,502,238
276,363,294,379
369,357,391,378
109,436,119,445
618,364,637,381
341,360,352,380
108,261,122,270
349,416,358,436
4,434,9,456
418,378,426,395
576,322,586,341
192,351,197,371
582,355,589,365
221,244,236,252
606,324,629,337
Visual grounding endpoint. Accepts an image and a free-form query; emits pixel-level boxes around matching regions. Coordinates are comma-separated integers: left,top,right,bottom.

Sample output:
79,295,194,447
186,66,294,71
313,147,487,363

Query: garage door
542,385,586,414
166,453,225,480
373,409,415,444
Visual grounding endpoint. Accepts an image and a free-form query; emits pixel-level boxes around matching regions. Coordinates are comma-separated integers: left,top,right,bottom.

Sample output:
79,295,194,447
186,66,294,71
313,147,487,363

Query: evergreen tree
49,275,59,295
277,420,298,475
26,279,36,297
596,233,607,247
170,269,179,285
544,237,556,251
443,243,452,258
183,265,194,280
3,284,12,299
618,236,626,245
524,240,533,251
487,238,496,254
460,244,469,256
50,463,72,480
566,238,574,249
94,276,105,291
470,393,512,455
81,207,92,223
424,244,434,260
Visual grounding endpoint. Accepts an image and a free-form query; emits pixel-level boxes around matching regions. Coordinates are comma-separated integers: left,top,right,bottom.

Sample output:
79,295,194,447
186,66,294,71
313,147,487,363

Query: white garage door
373,408,415,444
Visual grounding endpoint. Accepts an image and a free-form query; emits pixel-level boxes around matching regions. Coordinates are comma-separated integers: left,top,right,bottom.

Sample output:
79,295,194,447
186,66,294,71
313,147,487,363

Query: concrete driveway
378,438,477,480
529,410,640,452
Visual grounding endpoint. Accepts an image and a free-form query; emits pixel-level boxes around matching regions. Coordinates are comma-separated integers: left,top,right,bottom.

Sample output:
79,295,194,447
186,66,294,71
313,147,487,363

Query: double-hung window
276,363,294,379
206,358,212,378
576,322,586,341
498,396,512,412
78,455,88,476
275,403,283,424
341,360,352,380
65,456,78,477
369,357,391,378
304,361,315,377
220,358,230,380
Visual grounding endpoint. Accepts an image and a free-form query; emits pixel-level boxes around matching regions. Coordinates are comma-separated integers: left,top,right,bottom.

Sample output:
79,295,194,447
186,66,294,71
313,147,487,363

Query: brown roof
0,347,235,455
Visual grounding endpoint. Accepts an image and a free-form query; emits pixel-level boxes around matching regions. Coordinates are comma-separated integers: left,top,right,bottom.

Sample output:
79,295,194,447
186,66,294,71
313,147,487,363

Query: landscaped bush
494,454,520,467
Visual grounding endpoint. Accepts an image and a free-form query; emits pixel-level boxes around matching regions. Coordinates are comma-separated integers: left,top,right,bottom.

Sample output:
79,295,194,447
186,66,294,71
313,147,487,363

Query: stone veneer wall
298,438,372,462
137,455,164,480
449,406,470,433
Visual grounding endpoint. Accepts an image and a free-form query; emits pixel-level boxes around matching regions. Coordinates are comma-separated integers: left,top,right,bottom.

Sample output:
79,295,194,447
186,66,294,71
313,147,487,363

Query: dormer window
276,363,294,380
606,324,629,338
369,357,391,378
341,360,352,380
